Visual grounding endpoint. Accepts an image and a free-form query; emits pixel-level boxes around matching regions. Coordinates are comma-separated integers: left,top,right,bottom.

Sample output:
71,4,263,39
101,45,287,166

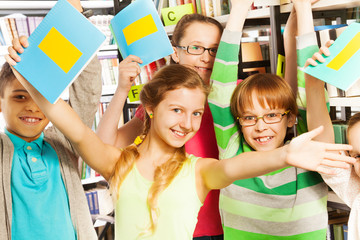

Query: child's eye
173,108,181,113
14,95,26,100
243,116,256,121
266,113,279,118
193,112,202,117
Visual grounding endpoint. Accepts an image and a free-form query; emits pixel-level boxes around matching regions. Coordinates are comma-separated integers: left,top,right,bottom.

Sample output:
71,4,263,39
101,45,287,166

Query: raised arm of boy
208,0,254,160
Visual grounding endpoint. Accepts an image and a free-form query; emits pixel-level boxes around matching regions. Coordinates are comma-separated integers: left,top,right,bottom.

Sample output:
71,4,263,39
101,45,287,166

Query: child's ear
287,113,297,128
171,46,180,63
144,106,153,118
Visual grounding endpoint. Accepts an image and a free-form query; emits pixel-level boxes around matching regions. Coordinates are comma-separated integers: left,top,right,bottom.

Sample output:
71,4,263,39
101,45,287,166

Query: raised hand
117,55,142,93
5,37,28,66
305,40,333,68
286,126,355,175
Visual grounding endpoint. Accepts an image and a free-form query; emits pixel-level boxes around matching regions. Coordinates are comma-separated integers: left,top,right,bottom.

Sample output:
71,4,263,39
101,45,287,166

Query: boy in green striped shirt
208,0,330,239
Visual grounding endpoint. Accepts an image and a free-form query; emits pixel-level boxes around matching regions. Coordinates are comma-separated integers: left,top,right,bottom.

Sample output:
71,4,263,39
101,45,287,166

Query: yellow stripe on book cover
327,32,360,71
38,27,83,73
122,14,158,46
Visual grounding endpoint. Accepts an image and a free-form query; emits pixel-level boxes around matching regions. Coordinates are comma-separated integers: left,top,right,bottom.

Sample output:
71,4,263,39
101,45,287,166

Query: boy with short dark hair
0,13,102,239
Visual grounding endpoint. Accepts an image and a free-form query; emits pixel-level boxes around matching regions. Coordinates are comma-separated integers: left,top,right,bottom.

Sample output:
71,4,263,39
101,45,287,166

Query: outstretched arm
96,55,144,148
198,126,354,191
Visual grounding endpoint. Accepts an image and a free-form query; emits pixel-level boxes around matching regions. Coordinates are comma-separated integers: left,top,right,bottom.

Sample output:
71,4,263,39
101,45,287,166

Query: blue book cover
13,0,106,104
304,22,360,91
109,0,173,67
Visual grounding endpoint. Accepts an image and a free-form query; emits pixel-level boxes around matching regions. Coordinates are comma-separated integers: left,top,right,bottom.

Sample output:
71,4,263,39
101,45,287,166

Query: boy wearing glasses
208,0,330,239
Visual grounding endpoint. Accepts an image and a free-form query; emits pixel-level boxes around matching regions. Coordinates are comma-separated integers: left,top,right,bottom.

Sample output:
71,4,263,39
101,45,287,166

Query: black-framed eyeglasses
238,110,291,126
175,45,217,57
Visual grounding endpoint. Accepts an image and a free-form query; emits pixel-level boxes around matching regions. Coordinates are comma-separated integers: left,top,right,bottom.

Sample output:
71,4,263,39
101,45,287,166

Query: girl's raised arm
96,55,144,148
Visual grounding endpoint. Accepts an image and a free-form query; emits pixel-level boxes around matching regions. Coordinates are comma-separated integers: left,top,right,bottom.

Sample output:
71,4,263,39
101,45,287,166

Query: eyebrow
12,89,28,93
188,41,219,47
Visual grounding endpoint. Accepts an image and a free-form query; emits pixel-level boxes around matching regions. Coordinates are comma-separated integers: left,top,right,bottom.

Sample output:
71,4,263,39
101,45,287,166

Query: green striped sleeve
208,29,242,158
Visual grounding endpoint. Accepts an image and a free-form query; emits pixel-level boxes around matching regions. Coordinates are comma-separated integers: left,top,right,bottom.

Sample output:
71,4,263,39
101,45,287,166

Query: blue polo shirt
6,130,77,240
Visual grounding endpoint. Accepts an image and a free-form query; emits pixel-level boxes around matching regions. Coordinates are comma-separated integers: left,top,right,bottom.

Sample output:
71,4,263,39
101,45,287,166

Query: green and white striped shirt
208,29,328,240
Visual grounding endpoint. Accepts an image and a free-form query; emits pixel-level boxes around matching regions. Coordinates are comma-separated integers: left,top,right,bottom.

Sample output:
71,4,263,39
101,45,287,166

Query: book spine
0,18,12,45
200,0,206,15
220,0,230,15
195,0,202,14
204,0,214,17
93,191,100,215
8,18,19,39
169,0,177,7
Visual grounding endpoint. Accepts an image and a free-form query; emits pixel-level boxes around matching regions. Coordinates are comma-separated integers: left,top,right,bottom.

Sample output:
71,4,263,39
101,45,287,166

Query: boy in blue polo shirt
0,1,101,238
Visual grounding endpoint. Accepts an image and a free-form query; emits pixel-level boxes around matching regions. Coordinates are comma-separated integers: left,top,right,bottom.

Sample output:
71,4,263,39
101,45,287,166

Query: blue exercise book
109,0,173,67
14,0,106,104
304,22,360,91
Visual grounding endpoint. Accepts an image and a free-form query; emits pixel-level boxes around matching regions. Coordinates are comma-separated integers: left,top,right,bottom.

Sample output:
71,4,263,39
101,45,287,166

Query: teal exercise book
109,0,173,67
304,22,360,91
13,0,106,104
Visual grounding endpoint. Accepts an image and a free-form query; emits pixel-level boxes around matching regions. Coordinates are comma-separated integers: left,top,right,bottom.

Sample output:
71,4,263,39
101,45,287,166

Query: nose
254,117,268,131
200,49,212,63
180,114,192,130
25,99,40,112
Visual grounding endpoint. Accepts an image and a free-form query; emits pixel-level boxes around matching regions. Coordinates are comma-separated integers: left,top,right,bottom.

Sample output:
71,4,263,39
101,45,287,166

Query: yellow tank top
115,154,202,240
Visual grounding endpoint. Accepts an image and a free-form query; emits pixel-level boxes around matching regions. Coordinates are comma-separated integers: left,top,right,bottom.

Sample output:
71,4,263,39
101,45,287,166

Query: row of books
85,185,114,216
86,189,100,215
329,224,348,240
156,0,230,18
0,14,43,46
0,14,114,47
88,14,114,46
80,158,101,180
98,53,119,88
